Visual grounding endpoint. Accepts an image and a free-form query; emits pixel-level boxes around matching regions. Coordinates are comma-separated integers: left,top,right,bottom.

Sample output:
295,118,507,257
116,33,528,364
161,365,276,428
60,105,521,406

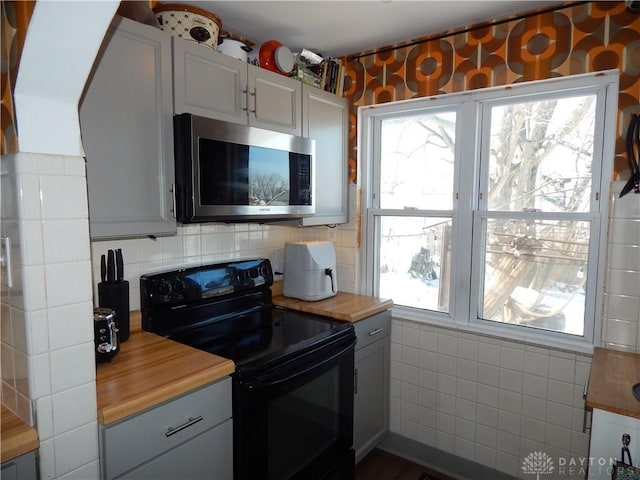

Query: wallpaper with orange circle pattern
1,1,638,182
342,1,640,183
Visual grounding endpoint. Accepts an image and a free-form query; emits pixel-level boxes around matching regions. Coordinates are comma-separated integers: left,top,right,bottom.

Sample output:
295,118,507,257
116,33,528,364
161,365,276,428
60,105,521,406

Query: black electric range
140,259,356,480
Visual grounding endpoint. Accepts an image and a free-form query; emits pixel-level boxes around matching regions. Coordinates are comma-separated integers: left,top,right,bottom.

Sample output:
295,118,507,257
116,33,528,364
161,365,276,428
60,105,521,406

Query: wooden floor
355,449,457,480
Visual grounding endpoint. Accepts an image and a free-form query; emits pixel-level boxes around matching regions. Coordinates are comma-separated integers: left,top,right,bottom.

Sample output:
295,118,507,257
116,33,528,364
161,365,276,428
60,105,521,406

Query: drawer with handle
354,310,391,351
100,377,231,480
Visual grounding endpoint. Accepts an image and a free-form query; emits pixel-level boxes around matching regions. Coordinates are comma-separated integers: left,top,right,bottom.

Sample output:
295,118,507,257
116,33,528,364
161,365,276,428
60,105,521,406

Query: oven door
233,331,356,480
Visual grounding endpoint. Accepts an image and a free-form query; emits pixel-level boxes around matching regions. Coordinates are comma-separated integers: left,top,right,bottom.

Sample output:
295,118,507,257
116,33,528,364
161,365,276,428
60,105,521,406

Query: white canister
217,32,254,62
153,3,222,50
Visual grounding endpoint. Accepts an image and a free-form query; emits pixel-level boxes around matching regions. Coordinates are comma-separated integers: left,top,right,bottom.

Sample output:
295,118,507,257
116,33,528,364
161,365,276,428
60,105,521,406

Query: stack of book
292,56,345,95
319,58,345,95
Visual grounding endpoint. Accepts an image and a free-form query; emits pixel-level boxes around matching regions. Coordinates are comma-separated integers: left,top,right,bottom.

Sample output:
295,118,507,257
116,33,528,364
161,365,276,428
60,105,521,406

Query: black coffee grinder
94,307,119,362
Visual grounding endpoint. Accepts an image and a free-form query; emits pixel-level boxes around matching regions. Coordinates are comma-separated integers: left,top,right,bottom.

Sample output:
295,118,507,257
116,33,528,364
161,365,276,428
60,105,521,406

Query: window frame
359,70,619,353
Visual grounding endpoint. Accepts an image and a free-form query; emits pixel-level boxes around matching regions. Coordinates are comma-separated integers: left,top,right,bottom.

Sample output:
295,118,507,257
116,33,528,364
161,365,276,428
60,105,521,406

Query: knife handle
100,255,106,283
116,249,124,282
107,250,115,283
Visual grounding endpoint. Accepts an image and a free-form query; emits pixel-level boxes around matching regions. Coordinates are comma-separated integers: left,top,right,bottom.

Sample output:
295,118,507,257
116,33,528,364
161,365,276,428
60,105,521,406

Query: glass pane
378,216,451,312
480,218,590,336
380,111,456,210
487,95,596,213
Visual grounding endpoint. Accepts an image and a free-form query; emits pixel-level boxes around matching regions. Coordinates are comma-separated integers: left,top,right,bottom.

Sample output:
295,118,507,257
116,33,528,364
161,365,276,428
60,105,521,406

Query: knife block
98,281,130,342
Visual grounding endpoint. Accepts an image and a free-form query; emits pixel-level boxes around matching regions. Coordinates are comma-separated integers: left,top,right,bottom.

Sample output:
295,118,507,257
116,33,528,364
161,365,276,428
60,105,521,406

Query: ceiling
187,0,564,58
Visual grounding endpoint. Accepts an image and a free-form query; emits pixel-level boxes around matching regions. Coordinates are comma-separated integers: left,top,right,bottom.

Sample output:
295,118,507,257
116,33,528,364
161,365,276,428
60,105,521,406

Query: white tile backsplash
603,181,640,351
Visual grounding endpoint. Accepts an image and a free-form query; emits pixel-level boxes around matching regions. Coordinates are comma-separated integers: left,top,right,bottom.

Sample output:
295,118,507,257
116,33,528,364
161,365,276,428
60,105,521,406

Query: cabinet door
80,16,176,239
249,64,302,136
354,337,390,464
1,452,37,480
119,420,233,480
300,86,349,225
172,38,248,124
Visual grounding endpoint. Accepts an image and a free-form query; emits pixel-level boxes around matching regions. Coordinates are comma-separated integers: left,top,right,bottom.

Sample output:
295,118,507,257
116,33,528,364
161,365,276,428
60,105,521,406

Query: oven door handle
244,337,355,390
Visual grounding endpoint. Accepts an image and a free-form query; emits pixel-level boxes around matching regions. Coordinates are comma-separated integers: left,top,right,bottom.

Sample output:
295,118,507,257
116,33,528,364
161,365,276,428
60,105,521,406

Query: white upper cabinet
172,38,302,136
80,16,176,239
299,85,349,225
171,36,348,225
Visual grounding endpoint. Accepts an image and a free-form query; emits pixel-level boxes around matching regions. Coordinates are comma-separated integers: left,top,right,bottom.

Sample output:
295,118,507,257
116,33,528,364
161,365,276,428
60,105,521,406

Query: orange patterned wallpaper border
2,2,638,179
342,1,640,183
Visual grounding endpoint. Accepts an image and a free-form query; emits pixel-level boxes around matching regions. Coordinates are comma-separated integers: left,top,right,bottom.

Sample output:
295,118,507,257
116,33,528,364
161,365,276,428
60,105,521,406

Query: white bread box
283,241,337,301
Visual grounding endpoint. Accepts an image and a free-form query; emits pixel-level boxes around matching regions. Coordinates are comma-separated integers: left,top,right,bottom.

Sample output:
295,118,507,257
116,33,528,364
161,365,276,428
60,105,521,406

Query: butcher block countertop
586,347,640,419
96,311,235,426
271,283,393,322
1,404,39,463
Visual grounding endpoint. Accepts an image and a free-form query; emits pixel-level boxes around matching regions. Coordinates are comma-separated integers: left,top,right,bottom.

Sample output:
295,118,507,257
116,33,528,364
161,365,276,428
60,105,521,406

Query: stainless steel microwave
173,114,315,223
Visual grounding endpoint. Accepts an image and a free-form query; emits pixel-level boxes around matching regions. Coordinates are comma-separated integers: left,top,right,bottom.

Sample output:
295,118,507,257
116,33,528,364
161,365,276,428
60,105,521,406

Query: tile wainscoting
602,182,640,352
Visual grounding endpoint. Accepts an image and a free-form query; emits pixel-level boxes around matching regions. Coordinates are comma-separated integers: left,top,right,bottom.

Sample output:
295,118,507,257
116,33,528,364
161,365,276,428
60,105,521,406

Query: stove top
169,306,347,365
140,259,353,376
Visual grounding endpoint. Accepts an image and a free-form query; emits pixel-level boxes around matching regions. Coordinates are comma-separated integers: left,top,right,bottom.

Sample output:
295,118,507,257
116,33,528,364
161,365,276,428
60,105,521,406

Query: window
361,71,618,349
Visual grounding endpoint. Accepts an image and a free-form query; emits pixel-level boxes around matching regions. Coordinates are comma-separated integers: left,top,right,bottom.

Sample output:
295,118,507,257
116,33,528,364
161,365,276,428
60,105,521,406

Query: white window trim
358,70,620,354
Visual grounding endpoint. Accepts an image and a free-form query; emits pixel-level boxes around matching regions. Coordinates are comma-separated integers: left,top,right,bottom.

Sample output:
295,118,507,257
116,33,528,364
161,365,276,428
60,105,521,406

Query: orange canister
259,40,294,76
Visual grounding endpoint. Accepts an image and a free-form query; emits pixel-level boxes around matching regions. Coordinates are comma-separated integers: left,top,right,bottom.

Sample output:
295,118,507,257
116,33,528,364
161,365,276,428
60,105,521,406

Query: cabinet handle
582,408,592,433
165,415,203,437
241,88,249,113
170,184,176,216
250,89,257,116
368,327,384,337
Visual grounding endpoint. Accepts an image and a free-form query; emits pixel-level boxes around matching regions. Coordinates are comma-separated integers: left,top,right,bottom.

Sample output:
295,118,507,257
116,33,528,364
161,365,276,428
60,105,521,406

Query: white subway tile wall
603,182,640,352
390,322,593,479
89,217,355,312
1,152,98,479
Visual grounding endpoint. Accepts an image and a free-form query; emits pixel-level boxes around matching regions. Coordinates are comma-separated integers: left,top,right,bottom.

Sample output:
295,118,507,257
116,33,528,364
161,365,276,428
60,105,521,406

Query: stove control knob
173,278,186,293
249,268,259,278
259,265,270,277
157,279,172,296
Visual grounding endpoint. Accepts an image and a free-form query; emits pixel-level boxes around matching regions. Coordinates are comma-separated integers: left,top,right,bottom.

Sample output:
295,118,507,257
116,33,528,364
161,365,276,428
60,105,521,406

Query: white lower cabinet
587,408,640,480
353,310,391,463
99,377,232,480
